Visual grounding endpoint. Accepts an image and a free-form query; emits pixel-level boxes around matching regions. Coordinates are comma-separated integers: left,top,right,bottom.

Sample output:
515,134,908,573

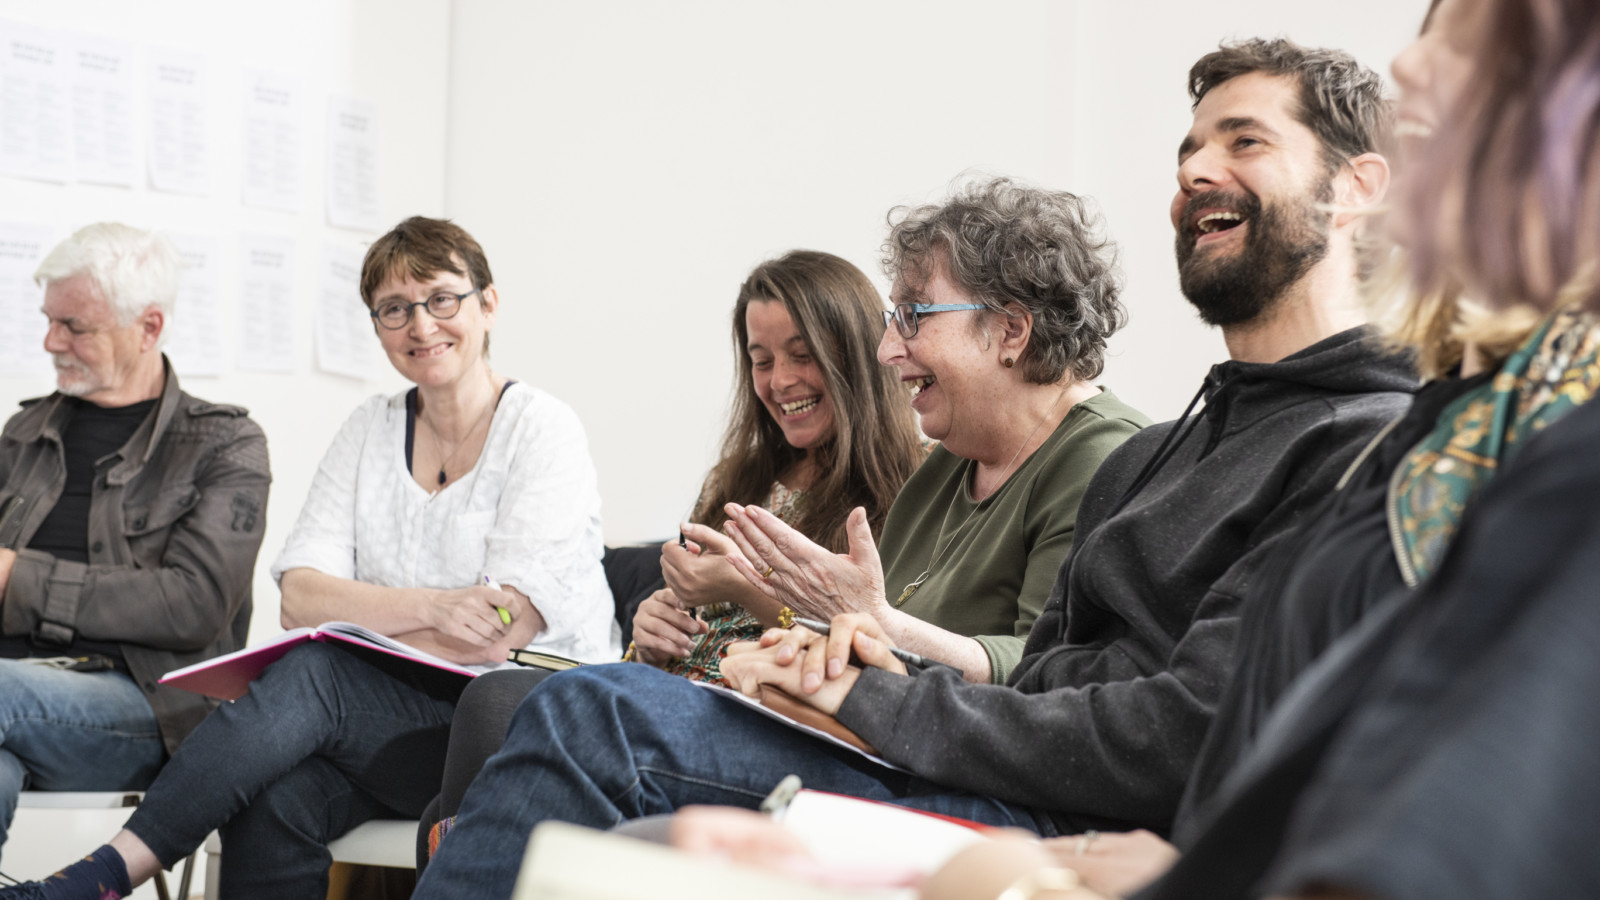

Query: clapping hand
722,504,889,621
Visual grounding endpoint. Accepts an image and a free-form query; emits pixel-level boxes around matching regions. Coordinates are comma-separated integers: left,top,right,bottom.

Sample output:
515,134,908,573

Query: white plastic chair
15,792,196,900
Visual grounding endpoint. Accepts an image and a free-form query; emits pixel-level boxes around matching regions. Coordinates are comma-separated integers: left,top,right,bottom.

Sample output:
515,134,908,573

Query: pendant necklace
894,387,1069,608
422,385,498,489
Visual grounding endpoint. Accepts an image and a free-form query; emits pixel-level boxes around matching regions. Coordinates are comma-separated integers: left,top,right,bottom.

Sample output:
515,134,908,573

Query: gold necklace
894,386,1070,608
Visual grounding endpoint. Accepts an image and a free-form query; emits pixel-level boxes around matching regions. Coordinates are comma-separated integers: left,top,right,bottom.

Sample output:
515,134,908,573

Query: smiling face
1389,0,1478,247
370,262,497,390
1171,71,1337,325
745,299,836,452
877,261,996,449
42,273,158,403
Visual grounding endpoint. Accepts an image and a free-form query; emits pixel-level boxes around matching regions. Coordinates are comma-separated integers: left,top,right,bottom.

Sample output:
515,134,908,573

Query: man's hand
752,612,907,694
722,631,861,716
0,548,15,603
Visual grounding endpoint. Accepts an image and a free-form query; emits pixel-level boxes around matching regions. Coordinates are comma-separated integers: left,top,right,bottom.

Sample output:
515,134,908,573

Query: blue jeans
121,642,458,899
414,664,1052,899
0,660,166,863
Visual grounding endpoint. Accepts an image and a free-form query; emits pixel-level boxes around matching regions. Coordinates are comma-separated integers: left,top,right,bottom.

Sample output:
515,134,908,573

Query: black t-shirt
2,397,156,668
27,397,156,562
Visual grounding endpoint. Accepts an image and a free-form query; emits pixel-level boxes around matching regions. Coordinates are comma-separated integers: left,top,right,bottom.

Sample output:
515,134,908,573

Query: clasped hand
721,504,890,621
720,613,907,716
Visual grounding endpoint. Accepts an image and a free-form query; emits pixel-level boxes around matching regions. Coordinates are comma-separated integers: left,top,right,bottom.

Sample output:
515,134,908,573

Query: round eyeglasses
370,288,481,330
882,302,988,339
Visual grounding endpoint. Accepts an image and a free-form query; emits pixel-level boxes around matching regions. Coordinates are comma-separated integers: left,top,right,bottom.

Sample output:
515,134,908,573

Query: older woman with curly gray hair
712,176,1150,684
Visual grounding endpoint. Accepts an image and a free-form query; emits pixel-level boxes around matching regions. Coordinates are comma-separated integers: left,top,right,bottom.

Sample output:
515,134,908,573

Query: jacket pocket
123,486,205,569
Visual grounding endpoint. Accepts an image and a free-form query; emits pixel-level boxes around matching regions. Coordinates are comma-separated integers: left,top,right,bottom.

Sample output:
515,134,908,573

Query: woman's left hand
722,504,889,621
661,524,752,608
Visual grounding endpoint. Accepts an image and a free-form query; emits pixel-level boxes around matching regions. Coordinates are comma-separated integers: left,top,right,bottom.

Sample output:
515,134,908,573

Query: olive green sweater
878,389,1148,682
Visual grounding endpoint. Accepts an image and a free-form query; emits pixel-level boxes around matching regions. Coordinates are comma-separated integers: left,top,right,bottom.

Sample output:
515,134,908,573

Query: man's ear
1333,152,1390,227
138,307,165,352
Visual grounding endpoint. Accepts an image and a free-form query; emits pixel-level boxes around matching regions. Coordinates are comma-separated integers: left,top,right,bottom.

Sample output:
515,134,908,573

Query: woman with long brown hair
631,249,926,682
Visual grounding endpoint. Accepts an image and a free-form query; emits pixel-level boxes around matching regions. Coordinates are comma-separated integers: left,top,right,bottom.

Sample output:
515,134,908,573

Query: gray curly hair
882,176,1126,383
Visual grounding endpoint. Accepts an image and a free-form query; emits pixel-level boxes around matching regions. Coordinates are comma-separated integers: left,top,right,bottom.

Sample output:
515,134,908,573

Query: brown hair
361,216,495,353
361,216,493,307
694,251,925,552
1404,0,1600,312
1189,38,1392,172
882,177,1126,384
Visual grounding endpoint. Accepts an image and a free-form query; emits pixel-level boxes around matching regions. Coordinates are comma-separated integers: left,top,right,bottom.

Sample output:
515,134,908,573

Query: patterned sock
38,845,131,900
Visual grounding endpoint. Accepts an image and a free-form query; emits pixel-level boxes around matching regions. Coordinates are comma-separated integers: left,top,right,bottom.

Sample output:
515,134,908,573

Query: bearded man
412,39,1418,898
0,223,269,864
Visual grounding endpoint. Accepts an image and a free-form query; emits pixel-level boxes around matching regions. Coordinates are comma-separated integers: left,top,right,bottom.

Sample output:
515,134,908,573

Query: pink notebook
159,622,478,701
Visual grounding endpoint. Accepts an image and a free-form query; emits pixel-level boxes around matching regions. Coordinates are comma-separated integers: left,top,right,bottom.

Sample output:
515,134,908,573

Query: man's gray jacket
0,359,271,753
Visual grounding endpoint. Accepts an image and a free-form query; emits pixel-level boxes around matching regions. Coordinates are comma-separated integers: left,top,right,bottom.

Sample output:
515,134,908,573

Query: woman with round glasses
712,177,1150,685
0,216,618,899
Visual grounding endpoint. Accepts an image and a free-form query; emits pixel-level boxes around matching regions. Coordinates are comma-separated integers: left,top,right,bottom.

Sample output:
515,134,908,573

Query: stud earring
1003,357,1014,368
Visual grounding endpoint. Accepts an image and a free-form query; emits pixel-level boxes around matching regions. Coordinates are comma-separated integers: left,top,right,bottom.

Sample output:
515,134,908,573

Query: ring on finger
761,564,774,578
1074,830,1100,857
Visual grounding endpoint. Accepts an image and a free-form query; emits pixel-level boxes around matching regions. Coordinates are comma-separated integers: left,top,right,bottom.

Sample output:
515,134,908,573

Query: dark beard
1175,183,1333,326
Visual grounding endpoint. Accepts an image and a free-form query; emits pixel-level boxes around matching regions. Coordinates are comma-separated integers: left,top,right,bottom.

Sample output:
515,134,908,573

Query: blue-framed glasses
882,302,988,339
370,288,481,330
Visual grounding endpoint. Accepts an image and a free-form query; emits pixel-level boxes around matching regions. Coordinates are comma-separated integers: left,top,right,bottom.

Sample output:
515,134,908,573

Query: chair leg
175,850,197,900
146,850,197,900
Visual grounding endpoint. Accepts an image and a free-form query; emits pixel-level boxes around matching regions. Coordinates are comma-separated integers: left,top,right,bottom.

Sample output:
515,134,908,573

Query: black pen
790,615,961,674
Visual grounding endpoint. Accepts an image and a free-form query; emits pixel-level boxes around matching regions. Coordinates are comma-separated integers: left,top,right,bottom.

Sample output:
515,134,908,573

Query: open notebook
513,791,994,900
158,622,478,700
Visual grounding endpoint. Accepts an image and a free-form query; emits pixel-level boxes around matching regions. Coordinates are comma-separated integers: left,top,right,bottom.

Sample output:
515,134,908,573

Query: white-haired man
0,223,270,860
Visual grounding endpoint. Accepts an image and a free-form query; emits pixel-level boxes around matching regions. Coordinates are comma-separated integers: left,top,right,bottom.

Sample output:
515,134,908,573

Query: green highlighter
484,576,512,624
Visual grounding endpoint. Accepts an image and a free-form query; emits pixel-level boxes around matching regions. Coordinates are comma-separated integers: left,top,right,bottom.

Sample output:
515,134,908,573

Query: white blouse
271,383,620,665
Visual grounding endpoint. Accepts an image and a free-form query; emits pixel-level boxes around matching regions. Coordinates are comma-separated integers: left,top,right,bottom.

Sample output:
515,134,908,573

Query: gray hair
34,223,182,346
883,176,1126,382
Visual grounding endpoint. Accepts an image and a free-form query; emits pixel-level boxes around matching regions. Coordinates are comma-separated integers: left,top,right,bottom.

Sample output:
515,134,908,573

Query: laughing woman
631,250,926,681
720,178,1151,684
0,217,617,900
416,252,929,859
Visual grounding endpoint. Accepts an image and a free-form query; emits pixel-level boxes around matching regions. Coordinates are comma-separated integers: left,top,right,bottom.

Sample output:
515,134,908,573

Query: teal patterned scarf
1394,306,1600,583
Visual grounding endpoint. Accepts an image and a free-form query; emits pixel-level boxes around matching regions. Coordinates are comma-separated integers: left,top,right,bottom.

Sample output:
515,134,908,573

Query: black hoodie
836,326,1417,836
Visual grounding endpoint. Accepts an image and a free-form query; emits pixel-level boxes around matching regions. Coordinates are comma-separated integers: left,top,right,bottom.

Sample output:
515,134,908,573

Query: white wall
0,0,450,649
444,0,1079,543
1071,0,1427,419
0,0,449,885
447,0,1428,545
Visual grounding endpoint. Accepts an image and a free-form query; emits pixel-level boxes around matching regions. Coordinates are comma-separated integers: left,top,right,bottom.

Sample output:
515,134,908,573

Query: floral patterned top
658,481,802,685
